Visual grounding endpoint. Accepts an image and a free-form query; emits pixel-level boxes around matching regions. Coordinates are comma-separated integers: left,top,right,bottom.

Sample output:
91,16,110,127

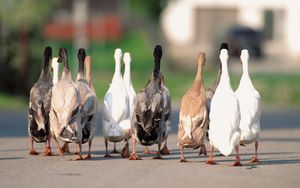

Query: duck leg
84,140,92,160
29,137,39,155
250,141,260,163
104,139,112,157
121,139,130,158
129,138,141,160
199,144,207,156
144,146,156,154
153,143,163,159
74,144,79,155
206,145,217,165
73,142,83,160
52,134,64,159
179,146,186,162
111,143,119,153
43,135,52,156
63,143,70,154
160,139,170,155
232,145,242,166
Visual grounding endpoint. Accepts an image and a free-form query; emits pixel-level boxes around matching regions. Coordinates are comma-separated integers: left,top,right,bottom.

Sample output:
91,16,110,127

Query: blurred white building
161,0,300,67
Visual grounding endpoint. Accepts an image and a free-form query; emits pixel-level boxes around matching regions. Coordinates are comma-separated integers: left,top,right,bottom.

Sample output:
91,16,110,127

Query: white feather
209,49,241,156
235,49,261,144
103,49,131,142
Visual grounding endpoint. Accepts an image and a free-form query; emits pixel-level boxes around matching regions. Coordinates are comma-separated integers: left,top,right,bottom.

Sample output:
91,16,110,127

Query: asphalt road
0,108,300,188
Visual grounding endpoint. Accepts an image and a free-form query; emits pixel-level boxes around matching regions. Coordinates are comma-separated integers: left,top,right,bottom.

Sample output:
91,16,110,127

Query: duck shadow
0,157,25,161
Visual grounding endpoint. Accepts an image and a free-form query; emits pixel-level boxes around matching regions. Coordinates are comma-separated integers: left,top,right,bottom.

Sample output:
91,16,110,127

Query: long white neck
219,49,230,82
52,57,59,84
123,52,131,85
241,49,249,77
113,48,122,80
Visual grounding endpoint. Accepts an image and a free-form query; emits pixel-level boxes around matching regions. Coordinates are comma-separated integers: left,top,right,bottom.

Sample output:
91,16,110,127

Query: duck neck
124,62,131,83
52,66,59,84
77,59,85,79
113,58,121,79
85,61,92,86
153,60,160,79
194,62,203,82
220,60,230,81
242,60,249,77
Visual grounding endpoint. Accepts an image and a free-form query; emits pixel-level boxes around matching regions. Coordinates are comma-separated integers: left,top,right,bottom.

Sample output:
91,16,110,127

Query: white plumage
208,46,241,166
235,49,261,162
102,48,131,157
123,52,137,118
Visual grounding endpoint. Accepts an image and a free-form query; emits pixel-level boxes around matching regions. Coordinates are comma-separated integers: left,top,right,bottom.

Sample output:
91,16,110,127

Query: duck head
219,43,229,63
77,48,86,75
58,47,69,71
43,46,52,72
240,49,249,63
197,52,206,66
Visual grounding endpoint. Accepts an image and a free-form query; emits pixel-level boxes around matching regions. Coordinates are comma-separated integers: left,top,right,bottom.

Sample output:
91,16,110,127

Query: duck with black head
129,45,168,160
28,47,53,156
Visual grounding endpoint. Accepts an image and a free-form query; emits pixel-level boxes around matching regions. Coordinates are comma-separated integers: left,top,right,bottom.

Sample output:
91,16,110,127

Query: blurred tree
0,0,58,95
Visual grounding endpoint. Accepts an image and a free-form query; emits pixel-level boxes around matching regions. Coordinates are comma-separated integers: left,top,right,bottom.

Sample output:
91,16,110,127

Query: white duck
50,48,82,160
28,47,53,156
106,52,137,154
208,43,242,166
235,49,261,163
75,49,97,159
102,48,131,158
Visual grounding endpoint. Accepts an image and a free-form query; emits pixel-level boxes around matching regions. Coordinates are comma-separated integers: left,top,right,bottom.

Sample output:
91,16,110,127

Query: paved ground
0,108,300,188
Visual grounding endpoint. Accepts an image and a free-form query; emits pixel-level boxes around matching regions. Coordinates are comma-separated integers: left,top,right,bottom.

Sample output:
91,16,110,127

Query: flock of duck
28,43,261,166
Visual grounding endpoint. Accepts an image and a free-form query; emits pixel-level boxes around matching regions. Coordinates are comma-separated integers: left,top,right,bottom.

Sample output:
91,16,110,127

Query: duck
28,46,53,156
49,47,82,160
129,45,168,160
74,49,97,159
177,52,208,162
143,67,172,156
102,48,131,158
51,57,60,85
105,52,137,154
207,43,242,166
235,49,261,163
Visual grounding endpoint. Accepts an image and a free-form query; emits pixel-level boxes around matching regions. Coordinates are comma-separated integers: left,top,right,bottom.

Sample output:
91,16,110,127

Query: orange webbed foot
84,154,92,160
129,153,141,160
73,155,83,161
206,158,217,165
43,147,52,156
29,150,39,155
250,156,260,163
232,161,242,166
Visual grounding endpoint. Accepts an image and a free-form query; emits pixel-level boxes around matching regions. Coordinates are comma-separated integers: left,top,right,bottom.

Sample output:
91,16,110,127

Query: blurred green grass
1,30,300,109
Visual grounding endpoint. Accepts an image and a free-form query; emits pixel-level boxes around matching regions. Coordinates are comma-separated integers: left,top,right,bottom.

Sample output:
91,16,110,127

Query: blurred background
0,0,300,110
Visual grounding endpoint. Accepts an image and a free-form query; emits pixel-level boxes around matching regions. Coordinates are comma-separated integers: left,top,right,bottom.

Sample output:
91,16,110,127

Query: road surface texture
0,108,300,188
